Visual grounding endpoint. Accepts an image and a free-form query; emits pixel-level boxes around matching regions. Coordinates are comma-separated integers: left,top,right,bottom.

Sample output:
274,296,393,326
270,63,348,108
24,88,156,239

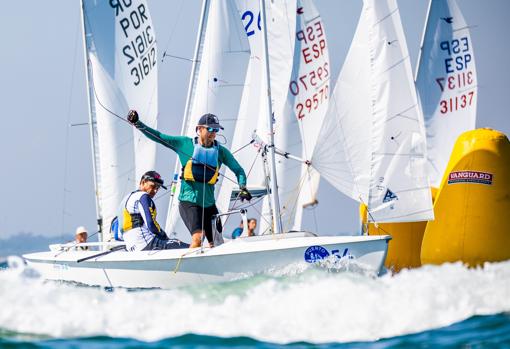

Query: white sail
288,0,331,231
312,0,434,223
82,0,158,239
165,0,250,242
216,0,268,220
257,0,299,234
416,0,477,187
215,0,298,235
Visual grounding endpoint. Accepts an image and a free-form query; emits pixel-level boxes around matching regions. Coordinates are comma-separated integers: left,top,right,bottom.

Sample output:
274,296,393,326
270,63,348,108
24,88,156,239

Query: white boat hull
23,233,390,289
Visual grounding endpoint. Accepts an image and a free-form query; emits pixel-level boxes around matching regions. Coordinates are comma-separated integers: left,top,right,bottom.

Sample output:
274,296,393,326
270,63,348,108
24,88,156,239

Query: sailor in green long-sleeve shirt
127,110,252,248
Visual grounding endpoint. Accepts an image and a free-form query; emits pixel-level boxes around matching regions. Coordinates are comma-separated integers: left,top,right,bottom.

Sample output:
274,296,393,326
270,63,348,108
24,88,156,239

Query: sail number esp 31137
435,37,475,115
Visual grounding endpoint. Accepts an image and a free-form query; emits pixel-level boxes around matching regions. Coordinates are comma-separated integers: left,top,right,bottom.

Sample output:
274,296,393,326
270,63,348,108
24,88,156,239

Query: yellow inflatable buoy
360,188,437,272
421,128,510,266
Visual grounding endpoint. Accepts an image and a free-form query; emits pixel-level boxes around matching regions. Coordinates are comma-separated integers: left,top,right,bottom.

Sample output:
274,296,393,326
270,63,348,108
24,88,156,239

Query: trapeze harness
182,138,220,184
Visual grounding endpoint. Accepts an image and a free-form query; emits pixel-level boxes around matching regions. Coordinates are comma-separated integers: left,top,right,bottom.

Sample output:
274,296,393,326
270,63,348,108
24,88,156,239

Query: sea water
0,257,509,348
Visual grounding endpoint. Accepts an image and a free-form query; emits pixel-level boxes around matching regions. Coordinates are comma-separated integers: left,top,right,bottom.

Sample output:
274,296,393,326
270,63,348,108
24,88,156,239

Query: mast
179,0,210,137
166,0,210,225
79,0,103,242
260,0,283,235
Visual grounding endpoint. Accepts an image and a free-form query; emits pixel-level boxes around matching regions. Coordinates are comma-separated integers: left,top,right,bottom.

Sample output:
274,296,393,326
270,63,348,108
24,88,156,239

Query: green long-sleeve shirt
135,121,247,208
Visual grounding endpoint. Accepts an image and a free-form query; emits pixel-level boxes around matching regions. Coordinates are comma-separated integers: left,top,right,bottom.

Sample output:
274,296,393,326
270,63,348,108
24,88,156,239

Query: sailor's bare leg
190,230,202,248
190,230,214,248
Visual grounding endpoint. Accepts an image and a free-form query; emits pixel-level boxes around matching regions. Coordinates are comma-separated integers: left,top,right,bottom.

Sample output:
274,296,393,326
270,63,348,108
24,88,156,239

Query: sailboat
22,0,391,289
311,0,434,224
415,0,477,187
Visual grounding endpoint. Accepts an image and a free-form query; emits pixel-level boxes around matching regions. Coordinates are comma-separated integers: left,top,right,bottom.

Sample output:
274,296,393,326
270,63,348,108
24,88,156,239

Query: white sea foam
0,259,509,343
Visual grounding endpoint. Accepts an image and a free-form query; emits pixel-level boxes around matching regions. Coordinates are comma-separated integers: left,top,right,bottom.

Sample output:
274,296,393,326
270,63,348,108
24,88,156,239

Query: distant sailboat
415,0,477,187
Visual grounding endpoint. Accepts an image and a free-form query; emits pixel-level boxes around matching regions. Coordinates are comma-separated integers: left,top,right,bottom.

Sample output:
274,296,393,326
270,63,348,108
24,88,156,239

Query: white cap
75,226,88,235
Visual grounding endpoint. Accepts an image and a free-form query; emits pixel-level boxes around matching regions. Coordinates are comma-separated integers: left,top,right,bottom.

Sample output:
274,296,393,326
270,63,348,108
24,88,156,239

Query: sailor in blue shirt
231,218,257,239
120,171,189,251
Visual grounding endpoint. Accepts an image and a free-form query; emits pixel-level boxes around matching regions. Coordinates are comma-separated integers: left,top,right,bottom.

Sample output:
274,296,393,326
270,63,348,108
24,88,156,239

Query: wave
0,257,509,344
2,314,510,348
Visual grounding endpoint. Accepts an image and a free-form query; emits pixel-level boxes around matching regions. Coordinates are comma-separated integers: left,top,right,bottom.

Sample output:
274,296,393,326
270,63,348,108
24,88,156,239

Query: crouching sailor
120,171,189,251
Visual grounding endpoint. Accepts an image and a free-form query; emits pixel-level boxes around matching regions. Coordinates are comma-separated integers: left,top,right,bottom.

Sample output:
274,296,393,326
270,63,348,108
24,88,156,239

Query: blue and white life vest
182,138,220,184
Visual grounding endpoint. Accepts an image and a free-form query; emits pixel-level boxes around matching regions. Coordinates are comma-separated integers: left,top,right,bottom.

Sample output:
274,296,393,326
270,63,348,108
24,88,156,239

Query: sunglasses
206,127,220,133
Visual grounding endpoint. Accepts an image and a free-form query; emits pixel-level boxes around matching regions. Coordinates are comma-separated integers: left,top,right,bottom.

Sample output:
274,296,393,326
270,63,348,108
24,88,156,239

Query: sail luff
414,0,433,82
80,0,103,242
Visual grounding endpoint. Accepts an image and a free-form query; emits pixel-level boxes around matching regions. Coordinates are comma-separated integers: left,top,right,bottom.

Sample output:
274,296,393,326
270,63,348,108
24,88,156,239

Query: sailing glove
127,110,139,124
239,187,252,202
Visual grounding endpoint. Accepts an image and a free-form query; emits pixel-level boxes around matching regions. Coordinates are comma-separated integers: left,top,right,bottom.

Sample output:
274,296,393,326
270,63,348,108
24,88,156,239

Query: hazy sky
1,0,509,239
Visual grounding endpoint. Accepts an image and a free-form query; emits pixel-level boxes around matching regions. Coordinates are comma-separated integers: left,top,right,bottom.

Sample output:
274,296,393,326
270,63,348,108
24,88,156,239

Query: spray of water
0,258,509,344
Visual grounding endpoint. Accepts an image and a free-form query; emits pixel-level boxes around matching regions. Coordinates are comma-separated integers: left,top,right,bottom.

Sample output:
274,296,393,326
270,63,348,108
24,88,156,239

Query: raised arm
127,110,185,151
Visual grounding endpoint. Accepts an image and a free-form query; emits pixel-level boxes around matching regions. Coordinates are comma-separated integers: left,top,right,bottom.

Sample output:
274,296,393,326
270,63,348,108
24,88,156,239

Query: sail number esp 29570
290,11,329,120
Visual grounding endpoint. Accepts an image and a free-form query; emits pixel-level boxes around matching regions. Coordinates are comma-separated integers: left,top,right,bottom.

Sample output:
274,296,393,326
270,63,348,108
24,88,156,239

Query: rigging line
225,195,265,233
89,78,240,186
358,196,391,236
231,140,255,154
223,148,261,226
200,165,206,251
297,119,319,232
249,201,272,233
232,195,265,210
329,85,366,204
283,169,313,231
53,230,101,257
162,53,196,63
160,0,187,62
61,18,81,241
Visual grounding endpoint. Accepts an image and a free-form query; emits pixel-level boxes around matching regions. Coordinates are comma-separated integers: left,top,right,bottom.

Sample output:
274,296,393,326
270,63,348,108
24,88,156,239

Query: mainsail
416,0,477,187
311,0,434,223
81,0,158,239
165,0,250,242
216,0,297,235
287,0,331,231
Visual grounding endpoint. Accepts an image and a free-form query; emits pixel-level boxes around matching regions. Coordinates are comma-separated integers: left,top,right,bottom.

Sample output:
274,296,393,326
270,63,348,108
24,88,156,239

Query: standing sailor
121,171,189,251
127,111,252,248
